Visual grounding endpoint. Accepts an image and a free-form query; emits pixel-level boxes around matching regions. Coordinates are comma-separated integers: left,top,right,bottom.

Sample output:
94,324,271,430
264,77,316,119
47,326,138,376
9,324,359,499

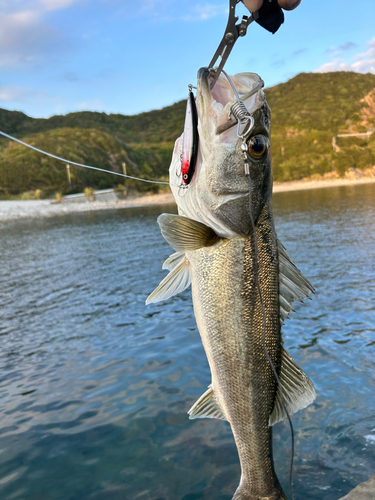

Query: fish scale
239,208,285,500
147,68,315,500
187,202,286,500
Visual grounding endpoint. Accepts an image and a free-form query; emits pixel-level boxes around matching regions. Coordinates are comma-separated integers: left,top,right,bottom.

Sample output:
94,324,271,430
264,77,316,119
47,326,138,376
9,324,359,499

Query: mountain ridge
1,71,374,195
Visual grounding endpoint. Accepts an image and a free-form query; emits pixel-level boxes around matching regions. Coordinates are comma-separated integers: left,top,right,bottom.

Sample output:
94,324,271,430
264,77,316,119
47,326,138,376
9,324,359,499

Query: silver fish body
187,204,285,500
147,68,315,500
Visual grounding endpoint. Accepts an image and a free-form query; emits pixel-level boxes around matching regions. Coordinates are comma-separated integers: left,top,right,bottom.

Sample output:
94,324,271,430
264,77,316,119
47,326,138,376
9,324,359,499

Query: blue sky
0,0,374,118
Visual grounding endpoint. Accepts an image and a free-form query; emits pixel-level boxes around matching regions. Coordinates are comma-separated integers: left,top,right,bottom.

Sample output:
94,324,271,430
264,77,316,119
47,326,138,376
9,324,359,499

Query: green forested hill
0,128,173,195
266,71,375,180
1,71,375,196
0,100,187,144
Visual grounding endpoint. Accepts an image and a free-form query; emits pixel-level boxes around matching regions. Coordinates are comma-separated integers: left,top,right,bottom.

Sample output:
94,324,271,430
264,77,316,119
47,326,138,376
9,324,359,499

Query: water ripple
0,188,374,499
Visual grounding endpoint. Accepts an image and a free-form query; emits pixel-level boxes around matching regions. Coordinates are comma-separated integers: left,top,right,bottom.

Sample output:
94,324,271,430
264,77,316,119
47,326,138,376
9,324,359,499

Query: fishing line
247,176,295,500
0,130,172,187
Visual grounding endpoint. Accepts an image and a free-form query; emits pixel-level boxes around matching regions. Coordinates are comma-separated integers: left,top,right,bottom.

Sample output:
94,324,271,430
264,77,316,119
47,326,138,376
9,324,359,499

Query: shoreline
0,177,374,224
273,175,375,193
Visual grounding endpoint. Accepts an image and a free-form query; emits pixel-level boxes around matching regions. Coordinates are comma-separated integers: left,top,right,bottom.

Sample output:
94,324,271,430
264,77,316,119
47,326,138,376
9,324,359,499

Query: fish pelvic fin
269,346,316,426
188,385,226,421
162,251,185,270
278,239,315,325
146,254,191,305
157,213,221,252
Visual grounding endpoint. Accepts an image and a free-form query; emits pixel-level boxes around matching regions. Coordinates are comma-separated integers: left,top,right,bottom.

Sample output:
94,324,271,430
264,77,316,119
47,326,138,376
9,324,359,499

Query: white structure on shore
62,189,119,204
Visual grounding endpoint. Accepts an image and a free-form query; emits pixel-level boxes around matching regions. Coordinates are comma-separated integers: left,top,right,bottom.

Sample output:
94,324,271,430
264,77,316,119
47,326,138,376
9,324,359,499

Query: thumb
242,0,263,13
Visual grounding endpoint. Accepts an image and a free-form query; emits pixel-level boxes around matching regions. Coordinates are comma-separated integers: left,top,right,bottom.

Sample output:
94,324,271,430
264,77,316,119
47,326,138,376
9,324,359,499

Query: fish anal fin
188,385,226,421
158,214,220,252
146,256,191,305
269,346,316,426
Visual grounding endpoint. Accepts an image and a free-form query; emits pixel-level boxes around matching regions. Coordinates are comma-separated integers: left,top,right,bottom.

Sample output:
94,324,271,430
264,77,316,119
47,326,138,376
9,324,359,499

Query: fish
146,67,316,500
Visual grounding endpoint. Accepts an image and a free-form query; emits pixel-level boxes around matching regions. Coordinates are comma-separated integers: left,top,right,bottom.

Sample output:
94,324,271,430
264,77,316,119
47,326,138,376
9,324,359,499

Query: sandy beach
273,175,375,192
1,177,374,224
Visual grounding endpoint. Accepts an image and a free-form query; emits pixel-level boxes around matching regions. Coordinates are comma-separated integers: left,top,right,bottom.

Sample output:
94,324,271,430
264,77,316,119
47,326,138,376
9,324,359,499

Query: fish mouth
197,67,265,134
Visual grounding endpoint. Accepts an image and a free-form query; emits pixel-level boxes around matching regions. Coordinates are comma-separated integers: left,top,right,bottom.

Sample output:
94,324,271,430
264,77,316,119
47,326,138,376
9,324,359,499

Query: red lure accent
182,159,190,179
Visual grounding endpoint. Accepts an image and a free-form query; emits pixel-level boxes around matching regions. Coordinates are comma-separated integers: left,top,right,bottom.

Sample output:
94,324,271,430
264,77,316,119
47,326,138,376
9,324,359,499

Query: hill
265,71,375,180
0,71,374,196
0,100,187,145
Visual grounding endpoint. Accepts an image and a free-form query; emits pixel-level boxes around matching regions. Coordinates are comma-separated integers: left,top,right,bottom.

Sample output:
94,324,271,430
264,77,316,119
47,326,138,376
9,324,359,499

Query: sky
0,0,374,118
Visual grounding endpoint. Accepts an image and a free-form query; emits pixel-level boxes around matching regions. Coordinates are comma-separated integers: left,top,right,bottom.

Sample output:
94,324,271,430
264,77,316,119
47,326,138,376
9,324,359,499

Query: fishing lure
180,85,199,186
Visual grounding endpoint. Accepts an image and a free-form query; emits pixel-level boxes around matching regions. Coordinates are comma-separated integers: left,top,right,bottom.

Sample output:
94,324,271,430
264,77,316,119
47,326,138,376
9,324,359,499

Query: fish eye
247,135,269,160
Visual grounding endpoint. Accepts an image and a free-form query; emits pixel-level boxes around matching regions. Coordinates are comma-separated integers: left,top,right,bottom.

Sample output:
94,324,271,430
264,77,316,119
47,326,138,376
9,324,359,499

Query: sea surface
0,183,374,500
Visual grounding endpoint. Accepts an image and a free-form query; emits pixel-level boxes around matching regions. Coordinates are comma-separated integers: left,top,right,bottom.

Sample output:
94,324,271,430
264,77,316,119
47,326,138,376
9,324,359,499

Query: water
0,184,374,500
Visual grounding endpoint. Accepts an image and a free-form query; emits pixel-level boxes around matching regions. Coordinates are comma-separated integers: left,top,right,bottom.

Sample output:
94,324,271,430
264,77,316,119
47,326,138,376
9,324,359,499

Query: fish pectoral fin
157,214,220,252
269,347,316,426
278,239,315,325
146,255,191,305
188,385,226,421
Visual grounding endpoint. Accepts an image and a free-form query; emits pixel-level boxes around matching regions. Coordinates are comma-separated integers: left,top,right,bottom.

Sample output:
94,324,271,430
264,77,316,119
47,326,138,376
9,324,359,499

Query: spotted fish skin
187,201,287,500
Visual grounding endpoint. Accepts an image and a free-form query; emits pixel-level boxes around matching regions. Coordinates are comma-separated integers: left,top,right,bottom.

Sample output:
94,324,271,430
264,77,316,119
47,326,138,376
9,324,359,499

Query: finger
278,0,301,11
242,0,263,12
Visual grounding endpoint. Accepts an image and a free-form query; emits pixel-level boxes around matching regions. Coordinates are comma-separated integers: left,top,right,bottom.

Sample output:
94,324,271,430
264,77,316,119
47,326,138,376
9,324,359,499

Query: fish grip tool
209,0,284,89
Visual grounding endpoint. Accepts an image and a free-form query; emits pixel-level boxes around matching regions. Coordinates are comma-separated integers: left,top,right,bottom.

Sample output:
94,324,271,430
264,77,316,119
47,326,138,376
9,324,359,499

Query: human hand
242,0,301,12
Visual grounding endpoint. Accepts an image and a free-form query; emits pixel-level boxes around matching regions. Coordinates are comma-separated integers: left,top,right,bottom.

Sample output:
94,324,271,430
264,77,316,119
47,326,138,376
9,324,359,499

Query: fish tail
231,483,288,500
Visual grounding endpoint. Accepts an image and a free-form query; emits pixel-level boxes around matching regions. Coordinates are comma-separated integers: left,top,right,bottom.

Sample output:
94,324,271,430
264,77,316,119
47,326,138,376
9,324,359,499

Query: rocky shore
338,474,375,500
1,176,374,225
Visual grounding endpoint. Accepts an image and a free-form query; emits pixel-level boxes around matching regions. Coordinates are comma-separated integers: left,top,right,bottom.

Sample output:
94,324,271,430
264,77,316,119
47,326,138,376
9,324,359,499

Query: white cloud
0,0,80,15
338,41,357,52
0,0,80,68
326,41,357,56
316,37,375,74
0,85,48,103
182,3,227,21
316,60,351,73
0,11,61,68
38,0,77,11
292,48,307,57
109,0,173,22
112,0,226,23
138,0,165,12
76,99,105,111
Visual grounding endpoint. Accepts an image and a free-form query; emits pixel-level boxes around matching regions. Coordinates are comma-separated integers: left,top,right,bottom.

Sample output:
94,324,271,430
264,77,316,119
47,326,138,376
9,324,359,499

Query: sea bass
146,68,316,500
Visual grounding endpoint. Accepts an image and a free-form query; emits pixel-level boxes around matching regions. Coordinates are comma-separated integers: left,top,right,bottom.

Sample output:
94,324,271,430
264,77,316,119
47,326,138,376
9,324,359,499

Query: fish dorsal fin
158,214,220,252
269,346,316,426
278,239,315,324
188,385,226,421
146,255,191,305
162,251,185,271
